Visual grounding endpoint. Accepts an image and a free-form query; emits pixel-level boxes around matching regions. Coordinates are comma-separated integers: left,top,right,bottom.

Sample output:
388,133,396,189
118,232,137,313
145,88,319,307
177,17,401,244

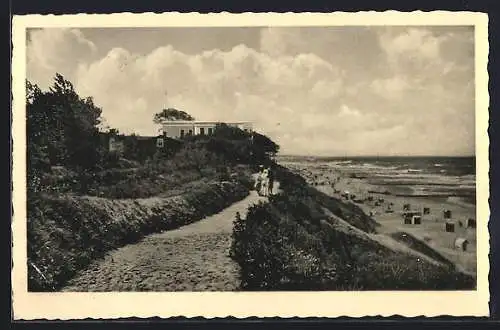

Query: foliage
181,123,279,167
26,75,280,198
120,134,182,162
108,128,120,136
231,201,329,290
272,164,378,232
25,74,284,291
389,232,455,267
214,123,280,157
27,74,104,170
231,167,476,291
28,181,249,291
26,74,107,199
153,108,195,124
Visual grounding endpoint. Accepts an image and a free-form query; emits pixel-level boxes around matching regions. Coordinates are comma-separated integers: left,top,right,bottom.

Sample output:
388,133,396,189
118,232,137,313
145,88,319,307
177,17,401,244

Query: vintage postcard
11,11,490,319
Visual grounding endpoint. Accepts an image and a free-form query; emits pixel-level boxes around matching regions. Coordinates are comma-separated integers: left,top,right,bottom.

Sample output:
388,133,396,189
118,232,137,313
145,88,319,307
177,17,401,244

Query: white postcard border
11,11,490,319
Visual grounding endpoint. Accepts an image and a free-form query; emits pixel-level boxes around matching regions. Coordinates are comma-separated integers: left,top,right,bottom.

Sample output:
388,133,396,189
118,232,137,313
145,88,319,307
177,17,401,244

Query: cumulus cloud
26,27,476,156
370,76,411,98
380,28,442,60
27,28,97,89
378,27,474,80
74,43,346,143
260,27,303,57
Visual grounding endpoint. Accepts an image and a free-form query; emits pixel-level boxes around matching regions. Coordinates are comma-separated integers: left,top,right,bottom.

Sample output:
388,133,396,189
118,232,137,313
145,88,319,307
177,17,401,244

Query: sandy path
62,190,268,292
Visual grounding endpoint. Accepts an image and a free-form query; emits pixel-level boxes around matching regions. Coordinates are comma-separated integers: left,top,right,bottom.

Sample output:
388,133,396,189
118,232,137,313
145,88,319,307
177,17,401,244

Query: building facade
160,120,253,139
100,132,167,158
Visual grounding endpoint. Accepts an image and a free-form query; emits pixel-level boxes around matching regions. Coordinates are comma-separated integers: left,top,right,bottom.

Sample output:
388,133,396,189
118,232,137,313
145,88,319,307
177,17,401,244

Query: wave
281,157,476,181
327,160,353,166
329,162,400,171
362,163,401,170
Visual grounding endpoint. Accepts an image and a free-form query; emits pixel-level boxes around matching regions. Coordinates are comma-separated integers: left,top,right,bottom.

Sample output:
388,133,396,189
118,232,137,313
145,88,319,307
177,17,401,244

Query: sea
277,156,476,206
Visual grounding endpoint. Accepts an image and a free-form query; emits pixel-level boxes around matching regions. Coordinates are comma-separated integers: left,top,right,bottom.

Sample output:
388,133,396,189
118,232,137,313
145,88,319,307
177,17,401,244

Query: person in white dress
259,168,269,197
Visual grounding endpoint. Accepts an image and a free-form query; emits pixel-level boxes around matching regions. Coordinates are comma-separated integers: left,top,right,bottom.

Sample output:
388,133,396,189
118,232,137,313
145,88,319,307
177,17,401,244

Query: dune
282,160,477,275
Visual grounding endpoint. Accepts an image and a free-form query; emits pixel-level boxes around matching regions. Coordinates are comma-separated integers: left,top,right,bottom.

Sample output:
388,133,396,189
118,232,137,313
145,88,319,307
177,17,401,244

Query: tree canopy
26,74,281,196
189,123,281,165
27,73,105,179
153,108,195,123
212,123,280,156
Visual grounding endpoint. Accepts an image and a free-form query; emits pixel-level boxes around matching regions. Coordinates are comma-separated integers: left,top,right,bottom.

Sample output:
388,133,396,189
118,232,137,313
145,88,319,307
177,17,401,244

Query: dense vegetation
153,107,195,123
27,74,472,292
27,75,104,195
26,74,277,291
28,181,249,291
230,164,476,291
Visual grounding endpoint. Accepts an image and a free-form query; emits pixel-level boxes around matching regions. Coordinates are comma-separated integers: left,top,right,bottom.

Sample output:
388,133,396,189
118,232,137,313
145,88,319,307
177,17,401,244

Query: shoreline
279,161,477,275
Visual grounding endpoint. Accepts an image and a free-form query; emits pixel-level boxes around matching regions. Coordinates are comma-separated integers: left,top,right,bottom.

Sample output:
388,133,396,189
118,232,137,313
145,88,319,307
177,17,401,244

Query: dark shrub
28,181,249,291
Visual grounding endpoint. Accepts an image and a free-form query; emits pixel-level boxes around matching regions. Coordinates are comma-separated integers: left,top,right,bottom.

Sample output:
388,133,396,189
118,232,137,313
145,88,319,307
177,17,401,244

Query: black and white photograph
12,12,490,319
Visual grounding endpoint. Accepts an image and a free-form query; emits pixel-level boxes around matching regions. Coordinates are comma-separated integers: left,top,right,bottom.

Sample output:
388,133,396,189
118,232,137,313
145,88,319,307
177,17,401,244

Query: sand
284,163,477,275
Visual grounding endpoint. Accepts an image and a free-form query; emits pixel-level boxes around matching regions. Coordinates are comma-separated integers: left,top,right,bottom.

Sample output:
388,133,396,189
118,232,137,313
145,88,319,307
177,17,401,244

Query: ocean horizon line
276,154,476,159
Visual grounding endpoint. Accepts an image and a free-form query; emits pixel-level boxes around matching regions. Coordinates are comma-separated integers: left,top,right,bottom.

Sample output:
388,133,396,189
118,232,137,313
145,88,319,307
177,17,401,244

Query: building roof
160,120,252,125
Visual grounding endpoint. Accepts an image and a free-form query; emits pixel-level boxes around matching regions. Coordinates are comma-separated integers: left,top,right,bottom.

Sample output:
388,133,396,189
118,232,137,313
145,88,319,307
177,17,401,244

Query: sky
26,26,475,156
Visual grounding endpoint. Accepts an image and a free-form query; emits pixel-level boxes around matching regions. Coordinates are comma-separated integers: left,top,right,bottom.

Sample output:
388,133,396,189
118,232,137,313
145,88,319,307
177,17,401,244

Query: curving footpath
61,190,269,292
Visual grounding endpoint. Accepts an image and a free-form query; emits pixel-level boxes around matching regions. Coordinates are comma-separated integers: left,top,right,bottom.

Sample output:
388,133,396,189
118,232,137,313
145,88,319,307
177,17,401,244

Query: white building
160,120,253,139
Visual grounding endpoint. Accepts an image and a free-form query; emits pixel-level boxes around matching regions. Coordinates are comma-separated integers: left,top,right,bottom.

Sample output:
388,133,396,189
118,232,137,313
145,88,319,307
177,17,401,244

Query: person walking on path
254,165,264,195
259,168,269,197
267,166,275,196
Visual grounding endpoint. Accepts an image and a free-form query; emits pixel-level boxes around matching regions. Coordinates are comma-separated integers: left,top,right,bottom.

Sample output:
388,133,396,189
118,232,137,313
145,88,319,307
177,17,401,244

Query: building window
200,127,205,135
188,129,193,136
208,127,213,135
180,129,185,138
157,138,164,148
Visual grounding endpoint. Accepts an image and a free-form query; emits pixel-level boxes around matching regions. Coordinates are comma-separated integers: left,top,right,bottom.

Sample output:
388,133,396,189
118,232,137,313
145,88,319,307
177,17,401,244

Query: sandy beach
280,160,477,275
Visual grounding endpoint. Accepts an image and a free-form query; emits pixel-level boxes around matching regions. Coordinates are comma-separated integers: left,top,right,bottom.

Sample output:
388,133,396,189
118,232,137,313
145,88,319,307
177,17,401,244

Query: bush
389,231,455,268
231,201,334,290
230,168,476,291
272,164,377,233
28,181,250,291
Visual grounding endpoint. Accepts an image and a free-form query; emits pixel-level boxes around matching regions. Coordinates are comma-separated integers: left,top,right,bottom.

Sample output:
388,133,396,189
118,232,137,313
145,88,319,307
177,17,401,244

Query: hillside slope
28,181,249,291
27,75,282,292
62,191,267,291
230,164,476,291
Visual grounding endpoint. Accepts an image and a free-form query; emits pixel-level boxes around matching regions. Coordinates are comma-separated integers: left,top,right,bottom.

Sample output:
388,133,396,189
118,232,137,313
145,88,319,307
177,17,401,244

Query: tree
213,123,248,140
153,108,195,124
26,80,42,104
123,134,140,161
26,73,105,172
253,132,280,156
